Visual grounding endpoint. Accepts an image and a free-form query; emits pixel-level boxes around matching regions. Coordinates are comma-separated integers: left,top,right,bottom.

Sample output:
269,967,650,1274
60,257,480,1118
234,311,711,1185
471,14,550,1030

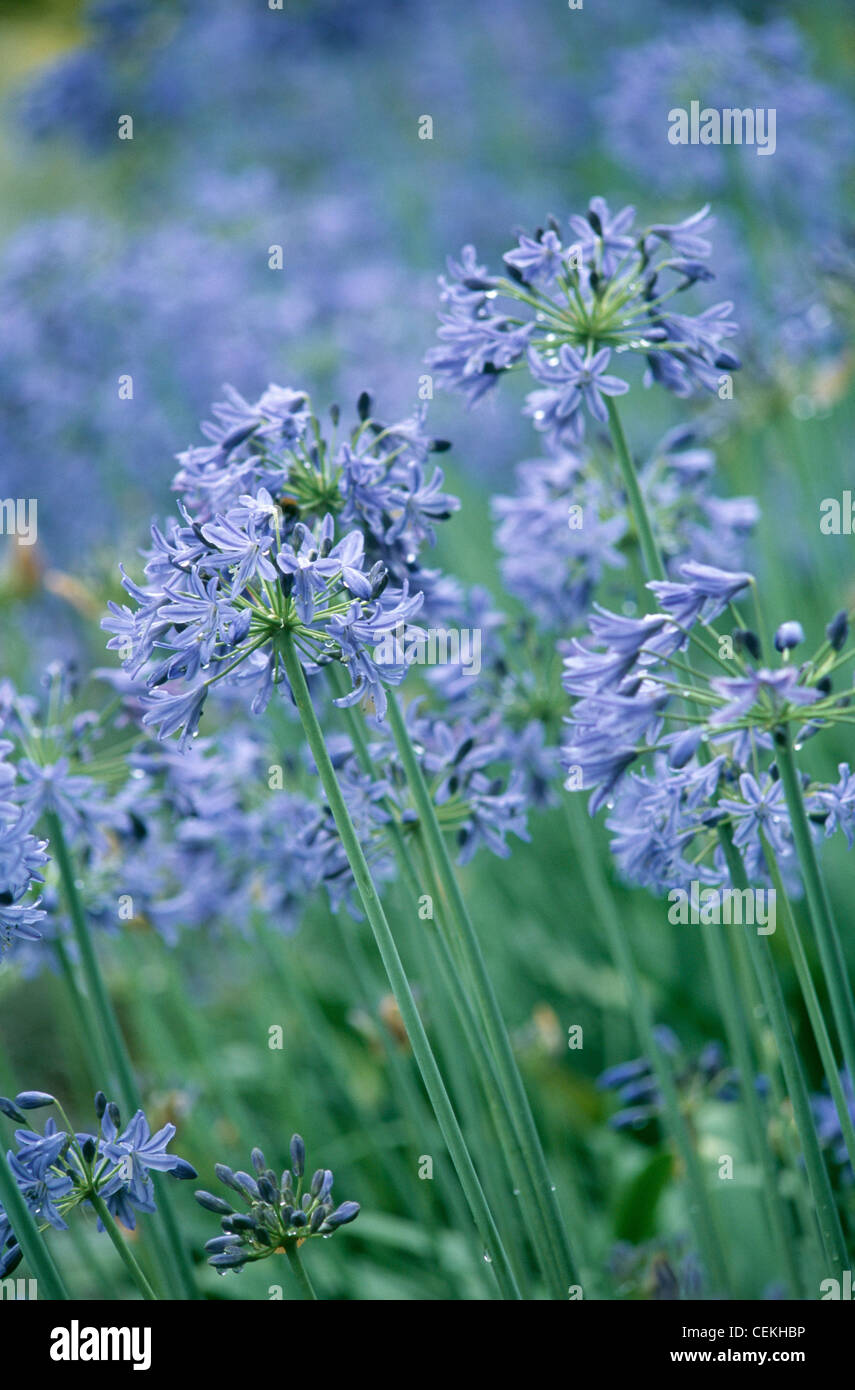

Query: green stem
0,1148,69,1299
565,796,729,1291
44,811,196,1301
285,1241,318,1300
718,828,848,1278
774,733,855,1091
333,681,537,1293
386,691,578,1294
699,922,802,1295
280,635,520,1299
760,837,855,1177
605,397,665,584
89,1190,158,1300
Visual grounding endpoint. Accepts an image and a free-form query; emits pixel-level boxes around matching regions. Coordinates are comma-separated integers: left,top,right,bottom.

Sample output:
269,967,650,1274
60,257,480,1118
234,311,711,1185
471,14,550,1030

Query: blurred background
0,0,854,1299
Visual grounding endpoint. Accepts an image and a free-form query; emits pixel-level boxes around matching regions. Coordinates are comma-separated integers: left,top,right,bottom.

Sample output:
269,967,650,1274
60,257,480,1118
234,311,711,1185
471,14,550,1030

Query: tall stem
605,397,665,584
386,691,578,1293
565,797,729,1291
89,1190,158,1300
774,733,855,1089
760,837,855,1176
279,636,520,1299
718,828,848,1277
285,1241,319,1300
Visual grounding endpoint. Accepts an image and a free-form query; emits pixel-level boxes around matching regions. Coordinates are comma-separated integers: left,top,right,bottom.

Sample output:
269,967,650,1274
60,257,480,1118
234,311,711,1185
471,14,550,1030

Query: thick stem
89,1190,157,1300
285,1241,319,1300
280,636,521,1299
605,397,665,585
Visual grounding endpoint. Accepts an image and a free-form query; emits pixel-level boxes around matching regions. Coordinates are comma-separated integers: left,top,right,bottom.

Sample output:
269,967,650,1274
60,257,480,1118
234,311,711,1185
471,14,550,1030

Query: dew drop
483,1251,492,1264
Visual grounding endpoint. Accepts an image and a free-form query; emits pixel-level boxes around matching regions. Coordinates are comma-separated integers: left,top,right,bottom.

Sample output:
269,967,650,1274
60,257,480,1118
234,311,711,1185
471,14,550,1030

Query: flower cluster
427,198,739,425
0,740,47,952
195,1134,359,1273
492,424,757,630
105,387,459,740
0,1089,195,1274
562,565,855,892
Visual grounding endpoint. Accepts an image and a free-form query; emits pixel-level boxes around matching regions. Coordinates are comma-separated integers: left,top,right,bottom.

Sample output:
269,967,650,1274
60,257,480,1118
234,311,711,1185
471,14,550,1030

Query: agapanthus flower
0,1090,195,1246
105,388,464,740
563,571,855,891
428,198,740,428
196,1135,359,1273
491,424,757,630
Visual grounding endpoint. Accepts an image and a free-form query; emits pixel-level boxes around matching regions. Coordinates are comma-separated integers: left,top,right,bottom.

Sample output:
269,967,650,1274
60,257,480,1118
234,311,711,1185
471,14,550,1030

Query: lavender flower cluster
562,567,855,894
428,200,739,421
0,1089,194,1276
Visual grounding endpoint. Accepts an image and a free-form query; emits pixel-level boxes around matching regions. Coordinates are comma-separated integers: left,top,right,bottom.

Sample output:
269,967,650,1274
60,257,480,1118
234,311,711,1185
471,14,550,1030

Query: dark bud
214,1163,241,1192
505,263,525,285
234,1171,260,1200
0,1097,25,1123
769,761,779,780
195,1190,234,1215
204,1235,238,1253
226,1214,258,1232
290,1209,307,1227
257,1177,278,1206
169,1159,198,1181
453,736,475,765
826,610,849,651
209,1251,248,1270
589,270,601,293
547,215,561,236
290,1134,306,1178
673,260,715,286
816,676,832,696
255,1228,272,1247
107,1102,121,1131
329,403,340,427
462,276,494,292
279,570,294,598
587,207,603,235
250,1147,266,1176
81,1136,97,1164
310,1169,325,1198
14,1091,55,1110
714,351,741,371
357,390,372,421
325,1201,360,1229
428,438,452,453
734,628,761,661
310,1206,327,1233
0,1244,22,1278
